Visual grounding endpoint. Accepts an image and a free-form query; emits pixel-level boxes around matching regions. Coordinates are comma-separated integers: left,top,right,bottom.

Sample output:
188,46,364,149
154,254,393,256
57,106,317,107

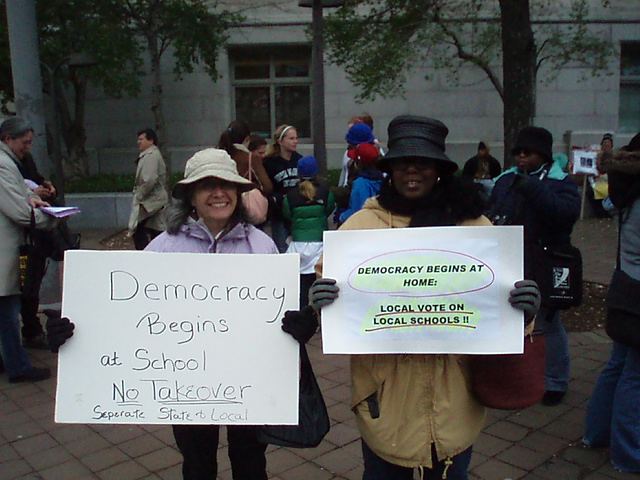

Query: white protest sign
57,250,300,425
322,226,524,354
571,149,599,175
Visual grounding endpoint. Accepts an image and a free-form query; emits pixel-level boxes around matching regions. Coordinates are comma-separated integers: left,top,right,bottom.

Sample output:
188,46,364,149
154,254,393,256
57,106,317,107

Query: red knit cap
347,143,380,164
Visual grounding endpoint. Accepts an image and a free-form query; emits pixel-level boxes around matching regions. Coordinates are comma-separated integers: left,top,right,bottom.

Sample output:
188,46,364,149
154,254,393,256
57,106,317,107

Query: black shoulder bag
531,240,583,309
605,211,640,349
257,344,330,448
490,168,582,309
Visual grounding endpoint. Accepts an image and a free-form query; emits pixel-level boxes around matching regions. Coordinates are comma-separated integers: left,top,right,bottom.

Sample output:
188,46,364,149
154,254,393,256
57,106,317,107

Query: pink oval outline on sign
347,248,495,297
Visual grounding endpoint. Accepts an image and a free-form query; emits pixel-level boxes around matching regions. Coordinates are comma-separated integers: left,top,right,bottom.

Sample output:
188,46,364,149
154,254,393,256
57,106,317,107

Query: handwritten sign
57,250,300,425
322,226,524,354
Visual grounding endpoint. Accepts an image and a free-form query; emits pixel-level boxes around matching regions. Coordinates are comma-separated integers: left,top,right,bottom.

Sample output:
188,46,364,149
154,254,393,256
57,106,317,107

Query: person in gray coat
128,128,168,250
0,117,56,382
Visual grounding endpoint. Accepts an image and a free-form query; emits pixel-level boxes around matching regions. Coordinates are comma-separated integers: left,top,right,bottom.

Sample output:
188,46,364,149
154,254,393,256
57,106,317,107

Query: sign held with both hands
57,251,300,425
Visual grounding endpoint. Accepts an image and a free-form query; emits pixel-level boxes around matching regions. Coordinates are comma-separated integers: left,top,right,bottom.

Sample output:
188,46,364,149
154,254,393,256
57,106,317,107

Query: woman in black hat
489,126,581,407
309,115,541,480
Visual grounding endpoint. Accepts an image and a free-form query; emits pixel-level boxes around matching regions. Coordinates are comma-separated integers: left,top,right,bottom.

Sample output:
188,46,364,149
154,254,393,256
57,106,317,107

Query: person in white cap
47,148,319,480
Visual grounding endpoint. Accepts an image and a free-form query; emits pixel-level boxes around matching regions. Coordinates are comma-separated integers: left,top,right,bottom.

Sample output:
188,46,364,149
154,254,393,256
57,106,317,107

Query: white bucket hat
172,148,253,199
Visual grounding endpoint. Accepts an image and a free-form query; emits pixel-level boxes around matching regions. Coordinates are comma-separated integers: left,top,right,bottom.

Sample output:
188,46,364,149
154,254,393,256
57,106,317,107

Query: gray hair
165,197,193,234
164,187,250,235
0,117,34,141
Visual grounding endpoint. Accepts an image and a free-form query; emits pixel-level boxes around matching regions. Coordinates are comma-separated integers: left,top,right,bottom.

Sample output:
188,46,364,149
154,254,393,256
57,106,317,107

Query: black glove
44,309,75,353
281,306,318,344
509,280,541,324
309,278,339,312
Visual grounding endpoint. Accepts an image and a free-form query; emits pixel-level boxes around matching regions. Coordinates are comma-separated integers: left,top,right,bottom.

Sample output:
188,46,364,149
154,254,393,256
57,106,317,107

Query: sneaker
9,367,51,383
23,334,49,350
541,390,565,406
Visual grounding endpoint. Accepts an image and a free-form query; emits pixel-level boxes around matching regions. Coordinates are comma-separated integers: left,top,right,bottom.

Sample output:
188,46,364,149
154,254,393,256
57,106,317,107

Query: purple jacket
146,219,278,254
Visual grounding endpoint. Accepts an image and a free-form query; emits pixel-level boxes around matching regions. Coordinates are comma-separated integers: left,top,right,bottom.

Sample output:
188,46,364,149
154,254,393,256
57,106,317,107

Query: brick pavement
1,218,637,480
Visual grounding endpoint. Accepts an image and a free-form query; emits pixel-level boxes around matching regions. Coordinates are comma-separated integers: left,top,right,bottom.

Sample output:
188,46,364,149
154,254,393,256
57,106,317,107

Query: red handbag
470,333,546,410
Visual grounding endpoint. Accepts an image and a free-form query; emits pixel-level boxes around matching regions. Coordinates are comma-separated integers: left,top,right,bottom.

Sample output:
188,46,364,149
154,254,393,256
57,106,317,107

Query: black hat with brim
510,126,553,163
376,115,458,176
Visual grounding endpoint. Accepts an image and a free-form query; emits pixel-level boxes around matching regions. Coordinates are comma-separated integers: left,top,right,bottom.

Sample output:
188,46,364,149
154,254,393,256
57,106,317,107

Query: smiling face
4,131,34,159
390,157,439,200
190,177,239,235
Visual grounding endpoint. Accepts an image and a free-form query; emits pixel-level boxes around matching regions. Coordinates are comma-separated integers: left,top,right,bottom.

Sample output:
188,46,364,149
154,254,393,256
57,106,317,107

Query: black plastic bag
257,344,330,448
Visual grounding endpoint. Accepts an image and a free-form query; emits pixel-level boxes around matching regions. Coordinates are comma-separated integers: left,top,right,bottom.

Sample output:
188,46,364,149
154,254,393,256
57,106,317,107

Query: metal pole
311,0,327,176
5,0,50,176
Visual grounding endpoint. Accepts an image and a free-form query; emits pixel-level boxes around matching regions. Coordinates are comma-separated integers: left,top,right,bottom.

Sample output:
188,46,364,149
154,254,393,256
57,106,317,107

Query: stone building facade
83,0,640,174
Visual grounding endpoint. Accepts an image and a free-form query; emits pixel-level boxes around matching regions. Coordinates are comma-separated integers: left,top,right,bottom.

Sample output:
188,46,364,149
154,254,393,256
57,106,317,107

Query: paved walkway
1,218,637,480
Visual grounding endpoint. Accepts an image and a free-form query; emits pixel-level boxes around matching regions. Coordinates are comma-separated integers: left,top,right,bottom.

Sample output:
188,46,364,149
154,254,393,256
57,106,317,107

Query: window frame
619,41,640,134
229,44,313,139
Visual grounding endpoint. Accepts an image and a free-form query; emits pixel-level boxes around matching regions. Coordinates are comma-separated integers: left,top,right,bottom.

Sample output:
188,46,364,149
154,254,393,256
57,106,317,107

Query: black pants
172,424,268,480
20,247,47,339
133,218,162,250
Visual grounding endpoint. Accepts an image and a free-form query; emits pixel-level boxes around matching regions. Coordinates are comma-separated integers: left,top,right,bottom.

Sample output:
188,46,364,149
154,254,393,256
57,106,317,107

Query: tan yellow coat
319,197,492,469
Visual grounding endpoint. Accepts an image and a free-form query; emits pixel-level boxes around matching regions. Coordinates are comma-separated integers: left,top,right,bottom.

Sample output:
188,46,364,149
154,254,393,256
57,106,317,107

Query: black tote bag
257,344,330,448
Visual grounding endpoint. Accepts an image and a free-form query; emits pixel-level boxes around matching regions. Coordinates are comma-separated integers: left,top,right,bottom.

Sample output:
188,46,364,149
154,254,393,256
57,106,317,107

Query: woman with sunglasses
309,115,541,479
489,126,581,406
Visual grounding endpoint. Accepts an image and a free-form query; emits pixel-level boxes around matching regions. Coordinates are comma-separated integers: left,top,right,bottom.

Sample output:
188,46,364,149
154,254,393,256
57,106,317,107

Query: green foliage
152,0,242,80
324,0,502,101
0,0,242,110
533,0,618,83
106,0,242,83
0,0,143,107
37,0,143,98
324,0,616,102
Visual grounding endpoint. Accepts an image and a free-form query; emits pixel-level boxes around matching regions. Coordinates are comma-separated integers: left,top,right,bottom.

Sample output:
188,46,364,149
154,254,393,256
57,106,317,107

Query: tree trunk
146,29,172,190
499,0,536,168
62,68,91,180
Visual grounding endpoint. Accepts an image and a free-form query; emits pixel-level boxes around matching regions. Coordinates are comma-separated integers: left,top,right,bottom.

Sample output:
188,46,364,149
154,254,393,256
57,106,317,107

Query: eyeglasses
194,178,236,191
391,158,435,171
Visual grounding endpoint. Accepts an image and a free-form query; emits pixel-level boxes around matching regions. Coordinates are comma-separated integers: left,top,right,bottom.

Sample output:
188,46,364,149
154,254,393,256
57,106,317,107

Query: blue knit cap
345,123,375,145
297,155,318,179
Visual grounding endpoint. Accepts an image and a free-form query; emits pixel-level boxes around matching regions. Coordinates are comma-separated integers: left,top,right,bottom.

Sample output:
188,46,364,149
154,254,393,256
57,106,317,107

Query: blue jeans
584,342,640,472
534,307,569,392
362,440,472,480
0,295,34,378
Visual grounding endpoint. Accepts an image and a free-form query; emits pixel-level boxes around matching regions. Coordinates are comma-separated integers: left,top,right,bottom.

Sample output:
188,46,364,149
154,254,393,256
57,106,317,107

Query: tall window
620,42,640,134
230,45,311,138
